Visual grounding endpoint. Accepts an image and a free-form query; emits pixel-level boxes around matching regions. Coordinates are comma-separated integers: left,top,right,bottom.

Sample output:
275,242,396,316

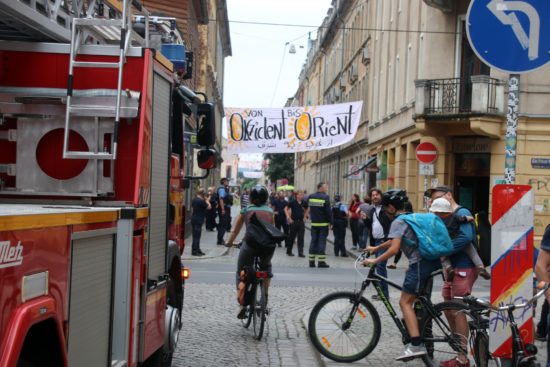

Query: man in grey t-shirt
363,189,441,361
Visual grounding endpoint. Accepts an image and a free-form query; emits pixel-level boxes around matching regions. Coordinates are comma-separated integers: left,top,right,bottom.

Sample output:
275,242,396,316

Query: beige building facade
295,0,550,237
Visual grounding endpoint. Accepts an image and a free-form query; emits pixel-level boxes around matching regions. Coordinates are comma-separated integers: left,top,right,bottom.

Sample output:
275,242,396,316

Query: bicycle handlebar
354,251,373,278
455,283,550,311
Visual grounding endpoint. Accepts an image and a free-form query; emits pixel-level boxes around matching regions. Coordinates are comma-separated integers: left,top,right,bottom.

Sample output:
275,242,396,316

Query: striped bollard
490,185,534,358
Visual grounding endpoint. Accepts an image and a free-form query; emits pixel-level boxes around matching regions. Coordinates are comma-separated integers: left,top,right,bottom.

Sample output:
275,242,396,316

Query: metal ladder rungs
63,151,115,160
73,18,123,27
68,105,117,116
73,61,119,69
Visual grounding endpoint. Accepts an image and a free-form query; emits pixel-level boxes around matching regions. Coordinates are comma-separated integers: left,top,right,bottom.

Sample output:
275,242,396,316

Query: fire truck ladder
64,0,146,160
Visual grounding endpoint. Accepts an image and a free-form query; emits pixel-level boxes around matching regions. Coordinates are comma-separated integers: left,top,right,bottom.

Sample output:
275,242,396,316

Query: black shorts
235,241,275,286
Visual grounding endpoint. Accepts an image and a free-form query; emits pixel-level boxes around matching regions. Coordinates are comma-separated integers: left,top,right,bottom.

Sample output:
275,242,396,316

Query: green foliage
242,178,258,190
264,153,294,183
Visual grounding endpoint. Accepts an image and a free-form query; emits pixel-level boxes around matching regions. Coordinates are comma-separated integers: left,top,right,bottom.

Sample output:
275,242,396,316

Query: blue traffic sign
467,0,550,73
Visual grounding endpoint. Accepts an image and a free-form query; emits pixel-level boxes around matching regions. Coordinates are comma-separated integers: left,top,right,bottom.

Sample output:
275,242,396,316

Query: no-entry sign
416,142,438,164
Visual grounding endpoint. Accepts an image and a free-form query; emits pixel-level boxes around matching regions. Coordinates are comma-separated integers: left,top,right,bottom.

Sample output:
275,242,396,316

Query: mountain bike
307,252,470,366
239,252,270,341
455,284,550,367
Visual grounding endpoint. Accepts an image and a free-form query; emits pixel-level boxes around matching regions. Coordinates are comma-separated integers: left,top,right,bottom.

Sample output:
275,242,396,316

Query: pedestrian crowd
189,179,550,365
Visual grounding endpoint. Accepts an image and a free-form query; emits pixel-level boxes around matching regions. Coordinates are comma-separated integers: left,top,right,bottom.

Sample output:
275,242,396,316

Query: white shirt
371,205,385,240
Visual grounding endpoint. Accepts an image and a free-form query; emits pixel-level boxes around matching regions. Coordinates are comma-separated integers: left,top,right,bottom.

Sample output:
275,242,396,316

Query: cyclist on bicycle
225,185,275,319
363,189,441,361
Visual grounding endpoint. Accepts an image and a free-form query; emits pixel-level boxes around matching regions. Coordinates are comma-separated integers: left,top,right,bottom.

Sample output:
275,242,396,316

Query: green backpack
399,213,454,261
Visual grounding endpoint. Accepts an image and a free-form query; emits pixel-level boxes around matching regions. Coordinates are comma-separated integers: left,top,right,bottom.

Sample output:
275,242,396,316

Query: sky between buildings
223,0,332,167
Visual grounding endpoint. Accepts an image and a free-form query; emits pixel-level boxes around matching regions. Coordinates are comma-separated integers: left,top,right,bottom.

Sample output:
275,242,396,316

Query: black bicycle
240,254,270,341
307,252,471,366
456,284,549,367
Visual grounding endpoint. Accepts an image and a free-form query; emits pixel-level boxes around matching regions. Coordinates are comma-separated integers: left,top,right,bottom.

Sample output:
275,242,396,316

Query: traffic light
196,102,216,147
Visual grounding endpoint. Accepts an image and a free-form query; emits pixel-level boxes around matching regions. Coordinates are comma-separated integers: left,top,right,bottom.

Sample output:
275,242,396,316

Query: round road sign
416,142,438,164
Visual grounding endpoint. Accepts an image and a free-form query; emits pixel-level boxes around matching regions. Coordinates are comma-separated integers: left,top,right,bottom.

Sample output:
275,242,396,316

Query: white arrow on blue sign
467,0,550,73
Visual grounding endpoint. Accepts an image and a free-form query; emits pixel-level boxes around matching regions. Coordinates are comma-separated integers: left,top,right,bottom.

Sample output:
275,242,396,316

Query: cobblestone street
170,209,536,367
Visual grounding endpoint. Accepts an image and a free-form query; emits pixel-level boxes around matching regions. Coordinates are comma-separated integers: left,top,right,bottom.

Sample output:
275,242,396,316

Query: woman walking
348,194,361,250
191,188,211,256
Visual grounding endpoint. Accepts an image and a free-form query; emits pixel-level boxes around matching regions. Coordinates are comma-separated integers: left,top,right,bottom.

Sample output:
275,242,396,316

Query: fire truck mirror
196,103,216,147
197,149,217,170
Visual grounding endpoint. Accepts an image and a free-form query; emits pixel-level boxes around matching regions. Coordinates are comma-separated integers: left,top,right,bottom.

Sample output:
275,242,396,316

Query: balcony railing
415,76,506,117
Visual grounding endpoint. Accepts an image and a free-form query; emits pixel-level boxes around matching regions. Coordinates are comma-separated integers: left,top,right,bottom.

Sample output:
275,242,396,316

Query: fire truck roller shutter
68,234,115,367
148,72,171,279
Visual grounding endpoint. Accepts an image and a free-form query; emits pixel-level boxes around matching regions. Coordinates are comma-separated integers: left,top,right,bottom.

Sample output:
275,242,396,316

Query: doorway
454,153,490,214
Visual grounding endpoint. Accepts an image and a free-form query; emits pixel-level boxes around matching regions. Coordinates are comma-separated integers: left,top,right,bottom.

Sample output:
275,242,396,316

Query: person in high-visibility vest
307,182,333,268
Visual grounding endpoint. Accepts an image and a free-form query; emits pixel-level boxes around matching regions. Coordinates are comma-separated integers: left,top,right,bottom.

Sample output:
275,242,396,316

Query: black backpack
475,211,491,267
452,206,491,267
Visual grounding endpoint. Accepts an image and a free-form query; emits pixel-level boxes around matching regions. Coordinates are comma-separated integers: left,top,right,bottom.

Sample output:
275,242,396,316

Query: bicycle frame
459,289,548,366
505,305,532,365
348,263,452,347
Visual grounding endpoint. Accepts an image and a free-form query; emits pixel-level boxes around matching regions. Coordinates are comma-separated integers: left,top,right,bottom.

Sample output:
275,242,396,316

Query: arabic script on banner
225,101,363,153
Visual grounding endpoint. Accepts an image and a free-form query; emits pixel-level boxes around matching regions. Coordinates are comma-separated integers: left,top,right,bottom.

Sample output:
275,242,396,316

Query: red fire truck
0,1,216,366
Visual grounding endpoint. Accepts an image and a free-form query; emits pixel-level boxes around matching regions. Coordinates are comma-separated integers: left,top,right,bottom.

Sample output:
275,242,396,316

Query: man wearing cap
425,185,477,367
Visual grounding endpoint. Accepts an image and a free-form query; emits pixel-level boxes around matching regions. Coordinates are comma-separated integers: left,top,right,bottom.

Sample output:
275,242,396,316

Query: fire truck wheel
167,259,184,318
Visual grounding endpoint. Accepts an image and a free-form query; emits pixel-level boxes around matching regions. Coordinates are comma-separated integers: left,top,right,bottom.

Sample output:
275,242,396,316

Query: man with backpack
425,185,478,367
363,189,452,361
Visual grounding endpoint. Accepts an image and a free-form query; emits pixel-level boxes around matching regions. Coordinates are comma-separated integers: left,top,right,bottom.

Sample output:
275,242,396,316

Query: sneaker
535,331,547,341
479,268,491,280
351,245,358,250
395,344,427,361
372,294,381,301
439,357,470,367
237,306,247,319
387,264,397,269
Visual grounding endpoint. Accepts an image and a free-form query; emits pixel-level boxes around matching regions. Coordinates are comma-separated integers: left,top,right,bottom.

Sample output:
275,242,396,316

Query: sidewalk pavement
181,206,242,261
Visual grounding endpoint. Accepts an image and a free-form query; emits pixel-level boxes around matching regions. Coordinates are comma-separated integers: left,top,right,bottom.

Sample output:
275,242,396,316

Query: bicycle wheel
241,302,253,329
474,331,498,367
253,280,267,340
420,301,471,367
308,291,381,363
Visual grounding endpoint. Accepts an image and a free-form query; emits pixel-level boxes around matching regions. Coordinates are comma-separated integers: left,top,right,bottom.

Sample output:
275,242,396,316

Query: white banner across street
225,101,363,153
242,171,263,179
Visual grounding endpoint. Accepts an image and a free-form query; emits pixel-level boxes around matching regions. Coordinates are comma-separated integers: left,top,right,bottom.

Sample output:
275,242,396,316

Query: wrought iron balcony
415,76,506,117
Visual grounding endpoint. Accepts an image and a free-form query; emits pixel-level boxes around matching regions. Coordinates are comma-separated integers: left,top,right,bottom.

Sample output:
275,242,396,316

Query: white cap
429,197,452,213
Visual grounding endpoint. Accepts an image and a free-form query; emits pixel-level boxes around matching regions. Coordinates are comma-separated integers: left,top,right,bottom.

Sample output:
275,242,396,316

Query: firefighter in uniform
307,182,333,268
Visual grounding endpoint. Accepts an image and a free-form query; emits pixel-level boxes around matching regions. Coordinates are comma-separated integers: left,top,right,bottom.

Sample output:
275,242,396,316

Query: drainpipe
336,4,345,196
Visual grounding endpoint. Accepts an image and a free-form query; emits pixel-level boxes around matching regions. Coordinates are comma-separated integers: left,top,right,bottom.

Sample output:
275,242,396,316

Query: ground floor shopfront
295,116,550,238
368,116,550,238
